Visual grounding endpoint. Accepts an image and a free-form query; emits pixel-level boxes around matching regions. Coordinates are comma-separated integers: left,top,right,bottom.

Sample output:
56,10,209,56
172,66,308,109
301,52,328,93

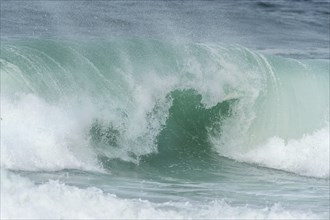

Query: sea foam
1,170,325,220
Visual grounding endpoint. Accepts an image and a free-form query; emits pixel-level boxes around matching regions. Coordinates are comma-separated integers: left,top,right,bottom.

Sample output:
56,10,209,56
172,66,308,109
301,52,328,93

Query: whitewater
1,1,329,219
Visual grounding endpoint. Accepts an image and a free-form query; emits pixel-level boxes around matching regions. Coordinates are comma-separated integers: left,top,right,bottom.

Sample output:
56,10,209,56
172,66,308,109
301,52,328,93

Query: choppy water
1,0,329,219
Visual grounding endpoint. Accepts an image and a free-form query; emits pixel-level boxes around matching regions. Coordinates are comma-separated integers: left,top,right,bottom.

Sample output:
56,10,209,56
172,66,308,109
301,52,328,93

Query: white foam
1,170,324,220
227,126,330,178
1,94,100,171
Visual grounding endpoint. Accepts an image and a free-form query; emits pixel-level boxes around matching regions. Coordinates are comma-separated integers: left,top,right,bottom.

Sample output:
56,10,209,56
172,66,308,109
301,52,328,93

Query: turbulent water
1,1,329,219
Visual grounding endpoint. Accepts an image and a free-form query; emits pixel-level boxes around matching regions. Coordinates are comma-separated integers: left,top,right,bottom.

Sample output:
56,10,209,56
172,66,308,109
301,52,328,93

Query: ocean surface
1,0,329,219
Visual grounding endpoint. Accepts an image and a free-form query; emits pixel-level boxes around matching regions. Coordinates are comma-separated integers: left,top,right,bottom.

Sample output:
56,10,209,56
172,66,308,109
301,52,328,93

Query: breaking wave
1,39,329,178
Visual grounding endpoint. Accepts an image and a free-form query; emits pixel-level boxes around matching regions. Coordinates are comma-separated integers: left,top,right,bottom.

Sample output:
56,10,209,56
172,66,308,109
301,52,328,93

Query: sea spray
1,39,329,178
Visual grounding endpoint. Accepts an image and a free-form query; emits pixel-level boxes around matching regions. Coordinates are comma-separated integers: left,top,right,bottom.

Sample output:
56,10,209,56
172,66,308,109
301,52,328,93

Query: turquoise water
1,1,329,219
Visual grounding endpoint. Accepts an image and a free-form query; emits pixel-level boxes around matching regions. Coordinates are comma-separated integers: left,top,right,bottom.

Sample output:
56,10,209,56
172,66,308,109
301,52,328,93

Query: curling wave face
1,39,329,178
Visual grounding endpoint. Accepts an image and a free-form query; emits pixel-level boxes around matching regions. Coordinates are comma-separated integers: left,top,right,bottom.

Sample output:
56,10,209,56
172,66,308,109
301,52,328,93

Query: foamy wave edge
1,170,326,220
